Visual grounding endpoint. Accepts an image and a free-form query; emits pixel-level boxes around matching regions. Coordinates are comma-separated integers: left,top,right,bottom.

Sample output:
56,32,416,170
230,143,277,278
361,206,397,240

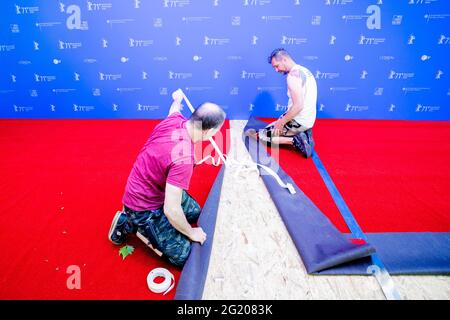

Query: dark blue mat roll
174,166,225,300
318,233,450,275
243,118,376,273
243,117,450,275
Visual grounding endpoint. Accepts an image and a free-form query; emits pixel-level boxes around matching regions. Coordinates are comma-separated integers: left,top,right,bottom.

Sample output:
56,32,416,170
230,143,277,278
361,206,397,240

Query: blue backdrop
1,0,449,120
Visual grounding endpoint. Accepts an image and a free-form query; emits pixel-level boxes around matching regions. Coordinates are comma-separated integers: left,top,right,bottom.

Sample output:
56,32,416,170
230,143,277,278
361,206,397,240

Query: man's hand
273,118,285,136
189,227,207,245
172,88,184,103
169,89,184,115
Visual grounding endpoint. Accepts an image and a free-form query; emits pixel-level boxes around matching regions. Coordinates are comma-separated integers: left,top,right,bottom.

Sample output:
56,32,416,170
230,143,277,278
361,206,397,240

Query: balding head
189,102,226,131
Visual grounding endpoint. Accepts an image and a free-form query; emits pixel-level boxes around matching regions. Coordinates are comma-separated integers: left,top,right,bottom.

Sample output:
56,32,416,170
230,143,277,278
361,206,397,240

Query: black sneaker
304,128,315,149
108,210,132,245
293,132,312,158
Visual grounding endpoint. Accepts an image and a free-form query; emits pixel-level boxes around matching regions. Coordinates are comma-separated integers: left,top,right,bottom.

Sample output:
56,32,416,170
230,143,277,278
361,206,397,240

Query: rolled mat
175,166,225,299
243,117,376,274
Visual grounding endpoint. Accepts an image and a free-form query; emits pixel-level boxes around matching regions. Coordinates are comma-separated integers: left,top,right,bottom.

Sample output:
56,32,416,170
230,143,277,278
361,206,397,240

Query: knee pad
258,129,272,147
136,224,163,257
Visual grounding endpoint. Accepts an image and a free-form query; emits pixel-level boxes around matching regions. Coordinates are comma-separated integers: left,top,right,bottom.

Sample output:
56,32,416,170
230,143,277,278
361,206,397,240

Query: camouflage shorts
124,190,201,267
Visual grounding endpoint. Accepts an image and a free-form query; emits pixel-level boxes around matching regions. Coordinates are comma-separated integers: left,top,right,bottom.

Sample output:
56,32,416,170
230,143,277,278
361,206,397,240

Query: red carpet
0,119,228,299
260,118,450,233
259,118,350,233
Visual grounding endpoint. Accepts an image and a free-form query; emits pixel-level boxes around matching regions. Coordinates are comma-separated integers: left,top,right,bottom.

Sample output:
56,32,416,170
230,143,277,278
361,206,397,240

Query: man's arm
273,71,305,135
168,89,184,116
283,72,305,122
163,182,207,244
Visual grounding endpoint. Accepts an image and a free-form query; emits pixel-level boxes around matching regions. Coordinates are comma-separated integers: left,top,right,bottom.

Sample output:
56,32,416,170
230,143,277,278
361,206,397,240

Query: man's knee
259,128,273,147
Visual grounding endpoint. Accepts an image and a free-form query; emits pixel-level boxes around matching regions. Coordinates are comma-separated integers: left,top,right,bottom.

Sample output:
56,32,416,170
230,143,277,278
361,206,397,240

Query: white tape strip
181,90,227,165
179,88,295,194
147,267,175,295
368,257,403,300
256,163,296,194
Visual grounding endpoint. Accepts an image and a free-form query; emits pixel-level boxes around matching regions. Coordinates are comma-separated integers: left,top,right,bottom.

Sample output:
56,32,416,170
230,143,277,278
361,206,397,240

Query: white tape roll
147,268,175,295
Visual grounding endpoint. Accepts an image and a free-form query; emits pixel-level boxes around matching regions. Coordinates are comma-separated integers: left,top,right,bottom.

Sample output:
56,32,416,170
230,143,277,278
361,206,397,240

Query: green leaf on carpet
119,245,135,260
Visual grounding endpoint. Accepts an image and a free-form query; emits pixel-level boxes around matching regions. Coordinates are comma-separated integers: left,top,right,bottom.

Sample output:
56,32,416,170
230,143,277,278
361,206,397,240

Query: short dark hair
189,102,226,130
267,48,290,64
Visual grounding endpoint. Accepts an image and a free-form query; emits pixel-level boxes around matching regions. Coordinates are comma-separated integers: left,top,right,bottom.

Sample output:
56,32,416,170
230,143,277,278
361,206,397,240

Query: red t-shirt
123,112,194,211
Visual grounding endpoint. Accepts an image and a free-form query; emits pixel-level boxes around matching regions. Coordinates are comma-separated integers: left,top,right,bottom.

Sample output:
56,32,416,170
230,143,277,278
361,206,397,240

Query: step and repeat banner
0,0,449,119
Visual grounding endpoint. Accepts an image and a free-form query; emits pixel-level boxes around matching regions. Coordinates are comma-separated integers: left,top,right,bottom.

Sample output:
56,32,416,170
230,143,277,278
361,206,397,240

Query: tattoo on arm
289,69,306,88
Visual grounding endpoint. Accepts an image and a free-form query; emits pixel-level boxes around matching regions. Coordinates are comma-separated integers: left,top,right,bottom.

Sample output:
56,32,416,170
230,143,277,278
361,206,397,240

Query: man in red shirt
108,89,226,266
